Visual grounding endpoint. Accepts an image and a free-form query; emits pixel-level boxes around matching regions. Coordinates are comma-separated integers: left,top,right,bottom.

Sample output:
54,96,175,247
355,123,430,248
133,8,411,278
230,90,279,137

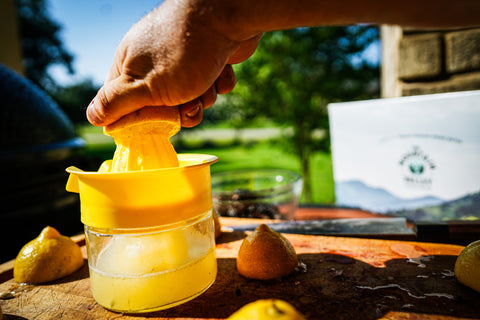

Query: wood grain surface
1,220,479,320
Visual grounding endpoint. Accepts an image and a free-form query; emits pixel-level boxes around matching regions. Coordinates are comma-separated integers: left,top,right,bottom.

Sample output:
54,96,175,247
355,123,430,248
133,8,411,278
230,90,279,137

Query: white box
328,90,480,221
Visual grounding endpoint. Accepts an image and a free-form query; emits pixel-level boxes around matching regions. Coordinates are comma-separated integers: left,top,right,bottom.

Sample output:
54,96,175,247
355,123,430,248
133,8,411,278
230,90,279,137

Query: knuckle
202,86,217,108
180,100,203,127
216,65,237,94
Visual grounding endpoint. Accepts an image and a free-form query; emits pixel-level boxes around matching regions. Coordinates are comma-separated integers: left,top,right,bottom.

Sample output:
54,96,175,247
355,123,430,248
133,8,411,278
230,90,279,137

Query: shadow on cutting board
151,253,480,320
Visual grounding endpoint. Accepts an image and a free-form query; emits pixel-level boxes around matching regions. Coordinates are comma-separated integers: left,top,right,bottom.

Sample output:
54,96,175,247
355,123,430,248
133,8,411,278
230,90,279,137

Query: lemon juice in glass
86,212,217,312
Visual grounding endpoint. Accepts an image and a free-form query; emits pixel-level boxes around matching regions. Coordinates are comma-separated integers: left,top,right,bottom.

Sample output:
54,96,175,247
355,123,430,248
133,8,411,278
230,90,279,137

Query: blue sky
47,0,380,87
47,0,163,86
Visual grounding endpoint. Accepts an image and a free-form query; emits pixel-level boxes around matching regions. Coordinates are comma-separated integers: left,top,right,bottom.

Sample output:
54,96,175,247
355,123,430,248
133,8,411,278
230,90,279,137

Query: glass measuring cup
66,154,218,313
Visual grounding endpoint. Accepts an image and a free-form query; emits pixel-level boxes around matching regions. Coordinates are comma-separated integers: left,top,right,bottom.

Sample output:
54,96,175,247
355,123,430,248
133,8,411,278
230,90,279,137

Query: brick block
445,28,480,74
398,33,443,81
400,71,480,96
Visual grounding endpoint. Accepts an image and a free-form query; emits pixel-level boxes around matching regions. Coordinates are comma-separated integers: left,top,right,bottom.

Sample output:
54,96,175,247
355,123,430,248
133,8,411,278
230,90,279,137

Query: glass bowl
211,169,302,220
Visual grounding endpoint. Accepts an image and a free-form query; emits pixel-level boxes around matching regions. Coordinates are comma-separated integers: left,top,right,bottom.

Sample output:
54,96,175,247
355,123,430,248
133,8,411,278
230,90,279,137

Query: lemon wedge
104,106,181,172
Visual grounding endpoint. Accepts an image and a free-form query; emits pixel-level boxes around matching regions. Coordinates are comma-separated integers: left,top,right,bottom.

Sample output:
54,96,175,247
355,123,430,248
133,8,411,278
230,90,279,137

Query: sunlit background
46,0,380,87
2,0,479,264
47,0,164,87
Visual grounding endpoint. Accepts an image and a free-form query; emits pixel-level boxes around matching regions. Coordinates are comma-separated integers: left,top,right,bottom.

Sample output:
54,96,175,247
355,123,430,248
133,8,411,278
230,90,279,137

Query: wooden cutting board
1,223,479,320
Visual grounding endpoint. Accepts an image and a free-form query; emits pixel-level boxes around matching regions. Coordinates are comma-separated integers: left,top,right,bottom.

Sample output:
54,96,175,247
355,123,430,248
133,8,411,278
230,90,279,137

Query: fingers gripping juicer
65,106,218,313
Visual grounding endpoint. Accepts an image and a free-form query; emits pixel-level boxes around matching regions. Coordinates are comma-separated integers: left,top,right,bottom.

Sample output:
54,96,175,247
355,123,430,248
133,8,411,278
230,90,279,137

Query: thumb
86,75,153,126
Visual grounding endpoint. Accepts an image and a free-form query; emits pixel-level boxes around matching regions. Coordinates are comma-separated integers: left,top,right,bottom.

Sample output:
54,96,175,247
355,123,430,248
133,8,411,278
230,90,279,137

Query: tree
16,0,74,93
219,26,380,202
15,0,98,125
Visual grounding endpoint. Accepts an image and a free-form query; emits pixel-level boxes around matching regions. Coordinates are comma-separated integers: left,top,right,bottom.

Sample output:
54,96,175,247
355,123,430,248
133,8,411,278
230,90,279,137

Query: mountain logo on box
399,145,436,188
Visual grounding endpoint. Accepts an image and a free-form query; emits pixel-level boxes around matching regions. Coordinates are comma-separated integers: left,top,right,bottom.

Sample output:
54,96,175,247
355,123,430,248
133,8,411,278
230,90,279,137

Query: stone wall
381,26,480,98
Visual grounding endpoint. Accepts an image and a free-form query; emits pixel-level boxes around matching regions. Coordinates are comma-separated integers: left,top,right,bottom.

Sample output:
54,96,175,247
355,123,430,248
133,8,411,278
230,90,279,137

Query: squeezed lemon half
237,224,298,280
103,106,181,172
455,240,480,293
13,226,84,284
227,299,305,320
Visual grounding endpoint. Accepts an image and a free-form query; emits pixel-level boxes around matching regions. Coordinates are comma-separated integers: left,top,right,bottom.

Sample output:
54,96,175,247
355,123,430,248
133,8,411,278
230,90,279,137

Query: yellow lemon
237,224,298,280
455,239,480,293
13,226,84,284
227,299,305,320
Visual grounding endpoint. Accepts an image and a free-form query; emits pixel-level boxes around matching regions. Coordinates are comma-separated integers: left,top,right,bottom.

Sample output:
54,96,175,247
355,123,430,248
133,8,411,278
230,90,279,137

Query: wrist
186,0,264,42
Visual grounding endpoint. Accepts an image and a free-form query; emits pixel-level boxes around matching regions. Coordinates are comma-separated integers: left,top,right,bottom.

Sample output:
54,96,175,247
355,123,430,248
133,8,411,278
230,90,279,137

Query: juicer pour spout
65,166,83,193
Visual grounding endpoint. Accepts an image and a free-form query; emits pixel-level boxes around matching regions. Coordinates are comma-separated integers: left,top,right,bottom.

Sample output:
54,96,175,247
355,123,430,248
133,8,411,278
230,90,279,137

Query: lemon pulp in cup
85,212,217,313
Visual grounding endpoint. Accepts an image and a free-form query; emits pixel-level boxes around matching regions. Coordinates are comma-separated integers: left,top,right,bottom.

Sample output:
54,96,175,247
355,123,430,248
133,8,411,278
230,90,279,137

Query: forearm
87,0,480,127
197,0,480,41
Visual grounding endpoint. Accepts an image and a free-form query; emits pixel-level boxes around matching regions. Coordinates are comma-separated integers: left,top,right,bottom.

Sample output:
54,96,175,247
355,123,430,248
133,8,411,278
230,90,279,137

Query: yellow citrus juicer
65,106,219,313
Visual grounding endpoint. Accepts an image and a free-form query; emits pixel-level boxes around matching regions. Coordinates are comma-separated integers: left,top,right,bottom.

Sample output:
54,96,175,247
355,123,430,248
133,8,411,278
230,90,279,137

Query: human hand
86,0,261,128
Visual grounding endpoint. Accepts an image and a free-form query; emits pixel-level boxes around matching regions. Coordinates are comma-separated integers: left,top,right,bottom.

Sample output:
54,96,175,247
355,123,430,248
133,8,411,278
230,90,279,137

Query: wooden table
1,211,479,320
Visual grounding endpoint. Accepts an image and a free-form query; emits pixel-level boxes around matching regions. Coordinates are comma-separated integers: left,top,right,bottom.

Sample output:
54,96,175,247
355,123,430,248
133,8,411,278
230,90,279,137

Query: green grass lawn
187,143,335,204
77,126,335,205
